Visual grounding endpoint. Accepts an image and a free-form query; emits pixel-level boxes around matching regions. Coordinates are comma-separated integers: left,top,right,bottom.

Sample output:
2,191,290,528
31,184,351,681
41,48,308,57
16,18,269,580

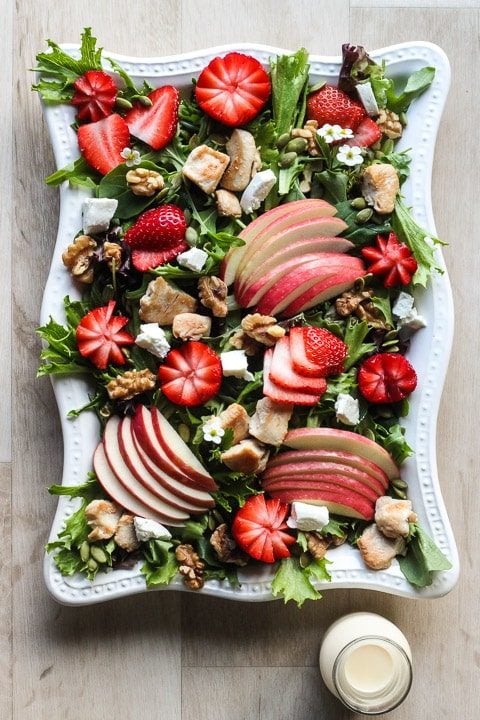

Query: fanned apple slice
262,460,386,495
262,475,381,503
265,486,375,521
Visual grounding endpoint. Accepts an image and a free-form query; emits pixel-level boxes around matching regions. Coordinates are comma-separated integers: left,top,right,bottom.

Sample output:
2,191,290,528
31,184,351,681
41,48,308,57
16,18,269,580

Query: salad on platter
33,29,453,606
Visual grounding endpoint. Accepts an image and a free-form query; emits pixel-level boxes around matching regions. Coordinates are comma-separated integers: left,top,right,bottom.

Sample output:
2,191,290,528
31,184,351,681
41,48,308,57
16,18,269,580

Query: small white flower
120,147,141,167
317,124,353,144
202,417,225,445
337,127,354,140
336,144,364,167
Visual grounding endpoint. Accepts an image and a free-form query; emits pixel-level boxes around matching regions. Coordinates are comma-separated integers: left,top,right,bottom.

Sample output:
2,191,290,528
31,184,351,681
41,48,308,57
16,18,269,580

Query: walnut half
107,369,156,401
62,235,97,284
198,276,228,317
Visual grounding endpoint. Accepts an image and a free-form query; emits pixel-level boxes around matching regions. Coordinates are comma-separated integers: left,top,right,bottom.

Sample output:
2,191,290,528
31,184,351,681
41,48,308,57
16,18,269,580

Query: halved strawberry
361,232,418,287
158,341,223,407
123,204,188,272
77,113,130,175
231,494,295,564
358,352,417,404
345,116,382,148
71,70,118,123
75,300,135,370
195,52,271,127
124,86,179,151
306,84,365,130
290,326,347,378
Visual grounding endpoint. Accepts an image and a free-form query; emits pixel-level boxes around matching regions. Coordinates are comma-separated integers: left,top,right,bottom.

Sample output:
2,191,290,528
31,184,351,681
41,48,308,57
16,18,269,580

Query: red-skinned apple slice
283,427,399,480
282,265,368,316
269,336,327,393
103,416,190,523
265,487,375,521
262,460,386,496
263,348,322,406
94,443,184,526
151,407,217,490
262,475,381,503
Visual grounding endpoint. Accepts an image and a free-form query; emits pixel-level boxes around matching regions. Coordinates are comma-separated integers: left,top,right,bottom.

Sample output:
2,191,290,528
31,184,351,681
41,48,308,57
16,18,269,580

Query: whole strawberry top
124,204,188,272
307,84,365,130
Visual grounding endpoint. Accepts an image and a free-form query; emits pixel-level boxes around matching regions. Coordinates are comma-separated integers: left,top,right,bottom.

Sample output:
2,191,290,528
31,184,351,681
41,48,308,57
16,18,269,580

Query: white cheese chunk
392,291,427,334
220,350,254,382
240,169,276,214
356,81,380,117
176,247,209,272
392,291,415,319
82,198,118,235
335,393,360,426
134,517,172,542
286,502,330,532
135,323,171,359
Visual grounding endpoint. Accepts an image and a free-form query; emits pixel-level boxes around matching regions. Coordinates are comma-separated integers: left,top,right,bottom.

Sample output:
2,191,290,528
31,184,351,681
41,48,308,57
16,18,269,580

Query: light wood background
2,1,479,718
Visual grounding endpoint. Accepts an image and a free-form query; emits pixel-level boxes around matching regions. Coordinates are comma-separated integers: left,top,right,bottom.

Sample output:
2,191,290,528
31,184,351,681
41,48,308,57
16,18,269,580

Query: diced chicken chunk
357,523,406,570
218,403,250,445
114,514,141,552
220,439,270,474
375,496,418,539
361,163,400,215
249,397,293,447
220,129,257,192
172,312,212,341
139,277,197,325
215,189,242,218
85,499,122,542
182,144,230,194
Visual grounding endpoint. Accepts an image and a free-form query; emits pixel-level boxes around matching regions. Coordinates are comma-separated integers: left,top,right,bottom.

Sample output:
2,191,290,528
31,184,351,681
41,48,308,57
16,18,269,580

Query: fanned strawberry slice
158,341,223,407
263,348,322,406
124,86,180,150
195,52,271,127
76,300,135,370
231,495,295,564
290,326,347,377
77,113,130,175
71,70,118,123
123,204,188,272
361,232,418,287
358,352,417,404
345,116,382,148
269,336,327,394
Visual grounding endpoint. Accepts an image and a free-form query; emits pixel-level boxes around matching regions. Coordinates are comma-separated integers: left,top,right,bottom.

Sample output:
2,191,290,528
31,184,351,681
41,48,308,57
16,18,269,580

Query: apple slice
262,460,386,495
283,427,400,480
262,475,381,503
265,449,389,488
94,443,184,526
263,348,322,406
266,487,375,521
151,407,217,490
269,336,327,393
103,416,190,523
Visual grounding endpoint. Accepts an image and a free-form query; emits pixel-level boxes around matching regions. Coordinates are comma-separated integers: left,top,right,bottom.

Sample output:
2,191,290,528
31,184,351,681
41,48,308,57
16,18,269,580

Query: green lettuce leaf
141,539,179,587
398,523,452,587
271,555,331,607
392,198,445,287
270,48,310,135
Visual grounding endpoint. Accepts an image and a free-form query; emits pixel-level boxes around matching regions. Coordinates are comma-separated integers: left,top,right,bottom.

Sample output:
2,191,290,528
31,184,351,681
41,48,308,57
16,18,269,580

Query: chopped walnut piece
85,499,122,542
126,167,164,196
357,523,406,570
107,368,156,401
139,277,197,325
210,523,249,565
249,397,292,447
241,313,286,347
103,241,122,270
306,532,331,559
218,403,250,445
62,234,97,284
336,288,374,317
198,275,228,317
215,189,242,218
172,312,212,341
356,300,390,329
376,109,403,140
362,163,400,215
114,514,141,552
220,439,270,474
375,496,418,539
229,329,262,356
175,544,205,590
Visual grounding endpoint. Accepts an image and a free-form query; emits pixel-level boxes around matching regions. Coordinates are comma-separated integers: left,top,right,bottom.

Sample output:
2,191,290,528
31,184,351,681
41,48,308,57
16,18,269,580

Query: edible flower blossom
120,147,141,167
317,124,353,144
202,416,225,445
336,145,364,167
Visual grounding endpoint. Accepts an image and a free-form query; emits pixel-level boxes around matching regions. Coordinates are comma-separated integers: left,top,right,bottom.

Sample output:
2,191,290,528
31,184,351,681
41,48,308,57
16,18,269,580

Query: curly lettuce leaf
141,539,179,587
270,48,310,135
271,555,331,607
398,523,452,587
392,198,445,287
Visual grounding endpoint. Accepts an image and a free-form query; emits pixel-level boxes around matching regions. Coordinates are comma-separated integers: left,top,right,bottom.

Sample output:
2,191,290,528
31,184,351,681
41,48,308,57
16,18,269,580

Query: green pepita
356,208,373,224
208,515,217,532
391,478,408,490
90,546,108,564
80,541,90,563
399,111,408,127
350,197,367,210
115,96,133,111
279,151,297,168
185,227,199,246
393,487,407,500
276,132,291,149
178,423,190,443
285,137,308,154
87,558,98,572
137,95,153,108
381,138,395,155
299,552,310,569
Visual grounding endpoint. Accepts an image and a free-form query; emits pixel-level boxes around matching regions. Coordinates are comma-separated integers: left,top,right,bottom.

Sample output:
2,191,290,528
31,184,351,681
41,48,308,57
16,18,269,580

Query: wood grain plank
0,464,12,720
352,0,479,6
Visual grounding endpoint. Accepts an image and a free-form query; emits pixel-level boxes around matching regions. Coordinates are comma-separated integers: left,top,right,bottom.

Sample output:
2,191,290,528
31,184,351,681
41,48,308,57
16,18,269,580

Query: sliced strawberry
158,341,222,407
306,84,365,130
75,300,135,370
231,495,295,564
358,352,417,404
361,232,418,287
71,70,118,123
195,52,271,127
269,336,327,394
124,86,179,151
345,116,382,148
263,348,322,406
289,326,347,378
123,204,188,272
77,113,130,175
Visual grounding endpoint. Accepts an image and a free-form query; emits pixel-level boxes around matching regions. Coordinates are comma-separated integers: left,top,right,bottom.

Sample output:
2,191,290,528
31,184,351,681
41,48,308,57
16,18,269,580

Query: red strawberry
71,70,118,123
362,232,418,287
263,348,323,406
124,86,180,151
358,352,417,404
158,341,222,407
269,336,328,394
123,204,188,272
345,116,382,148
76,300,135,370
77,113,130,175
231,495,295,564
307,84,365,130
290,326,347,378
195,52,271,127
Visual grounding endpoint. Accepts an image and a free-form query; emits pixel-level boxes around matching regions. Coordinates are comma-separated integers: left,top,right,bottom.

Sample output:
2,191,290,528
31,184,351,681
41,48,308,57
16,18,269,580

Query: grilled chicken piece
220,129,257,192
139,277,197,325
357,523,406,570
375,496,417,539
220,439,270,474
249,397,293,447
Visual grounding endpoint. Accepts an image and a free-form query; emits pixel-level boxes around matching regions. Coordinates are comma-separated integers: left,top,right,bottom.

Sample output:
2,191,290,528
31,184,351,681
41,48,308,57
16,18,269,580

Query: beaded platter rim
39,41,459,606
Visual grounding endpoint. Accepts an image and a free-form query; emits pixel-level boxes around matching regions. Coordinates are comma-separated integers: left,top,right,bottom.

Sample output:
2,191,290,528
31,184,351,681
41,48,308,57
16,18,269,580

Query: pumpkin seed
115,97,133,111
356,208,373,224
381,138,395,155
178,423,190,443
185,227,199,246
399,112,408,127
90,546,108,564
285,137,308,154
279,151,297,168
79,541,90,563
391,478,408,490
276,133,291,149
350,197,367,210
87,558,98,573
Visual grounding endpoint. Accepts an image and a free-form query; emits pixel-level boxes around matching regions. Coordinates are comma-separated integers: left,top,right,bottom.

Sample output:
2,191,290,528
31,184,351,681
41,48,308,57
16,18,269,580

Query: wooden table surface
3,1,479,718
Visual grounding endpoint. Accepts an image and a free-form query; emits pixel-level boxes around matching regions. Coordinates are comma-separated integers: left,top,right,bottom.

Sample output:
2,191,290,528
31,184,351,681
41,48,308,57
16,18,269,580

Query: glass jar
319,612,412,715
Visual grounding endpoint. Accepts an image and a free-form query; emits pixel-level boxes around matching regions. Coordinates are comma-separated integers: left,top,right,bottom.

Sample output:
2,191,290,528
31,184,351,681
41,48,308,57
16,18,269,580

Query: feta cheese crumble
176,247,209,272
240,169,276,214
335,393,360,426
220,350,254,382
134,517,171,542
392,291,427,334
82,198,118,235
286,502,330,532
135,323,171,359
